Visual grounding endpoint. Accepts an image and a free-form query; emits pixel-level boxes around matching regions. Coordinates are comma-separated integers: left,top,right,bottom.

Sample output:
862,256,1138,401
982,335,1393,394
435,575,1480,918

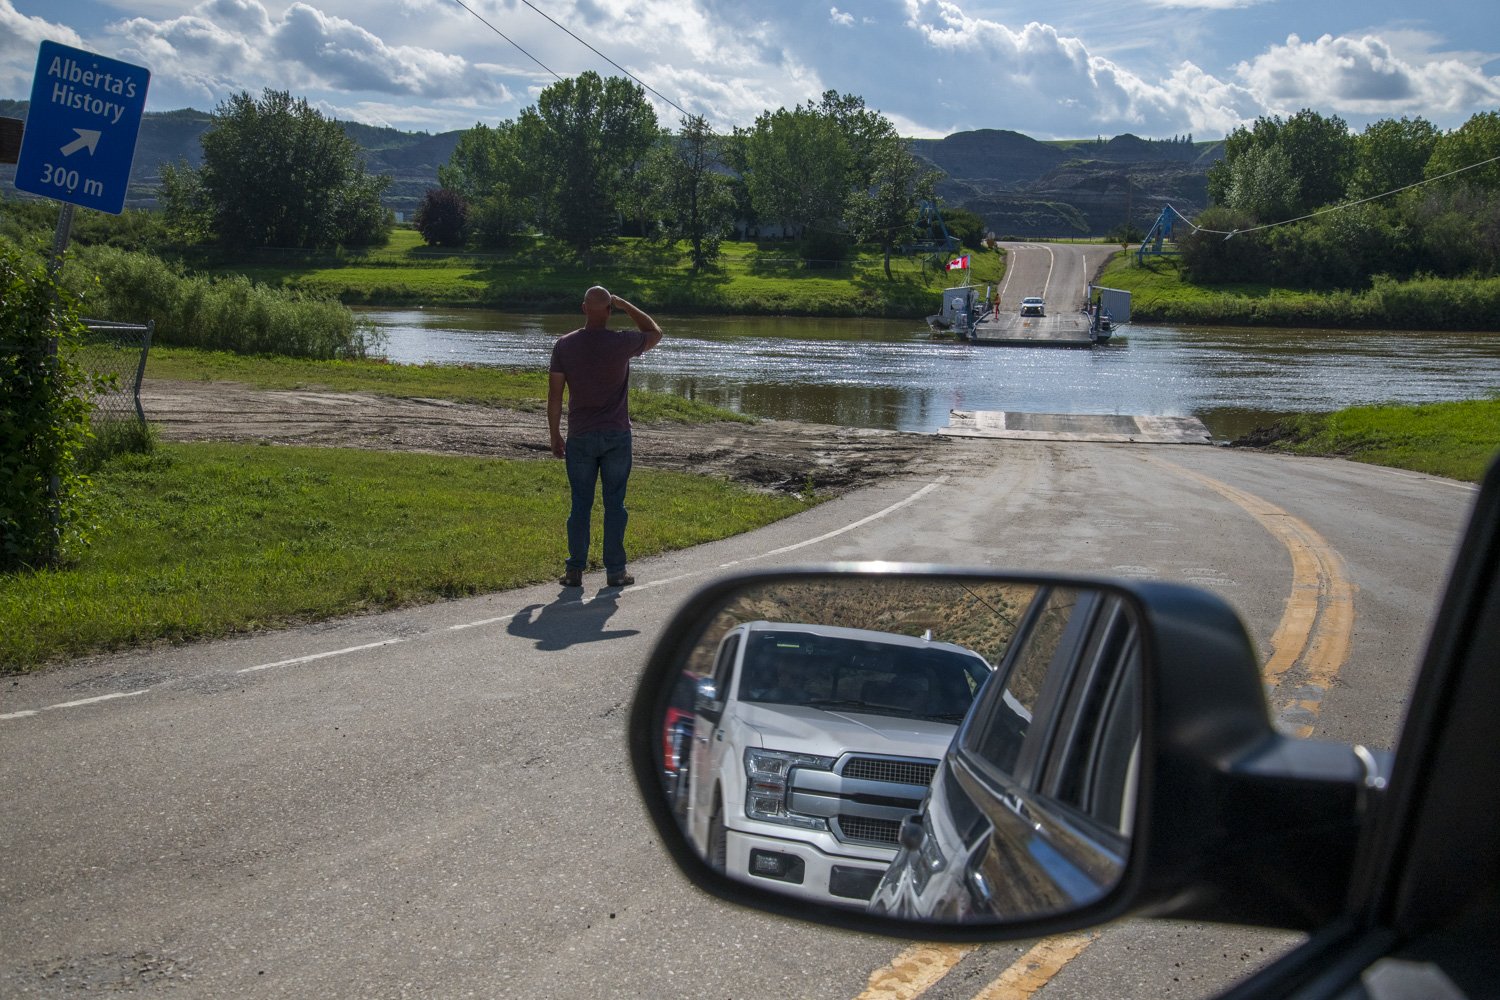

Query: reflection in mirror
650,575,1142,926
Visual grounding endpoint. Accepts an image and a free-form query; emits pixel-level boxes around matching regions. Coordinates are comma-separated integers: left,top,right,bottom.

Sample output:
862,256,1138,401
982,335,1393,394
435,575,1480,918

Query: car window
1040,598,1142,834
965,588,1083,778
736,629,989,722
711,630,741,695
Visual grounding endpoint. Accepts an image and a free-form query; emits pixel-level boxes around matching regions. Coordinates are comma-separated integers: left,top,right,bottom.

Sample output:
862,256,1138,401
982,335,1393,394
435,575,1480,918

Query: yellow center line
853,458,1357,1000
1148,458,1357,737
855,943,980,1000
969,934,1098,1000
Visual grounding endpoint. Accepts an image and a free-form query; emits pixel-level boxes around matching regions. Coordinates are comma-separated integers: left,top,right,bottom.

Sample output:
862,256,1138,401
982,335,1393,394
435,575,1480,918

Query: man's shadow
507,589,640,651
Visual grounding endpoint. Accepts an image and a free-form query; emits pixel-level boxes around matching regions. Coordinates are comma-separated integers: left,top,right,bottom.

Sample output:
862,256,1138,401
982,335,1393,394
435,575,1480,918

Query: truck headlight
744,748,835,830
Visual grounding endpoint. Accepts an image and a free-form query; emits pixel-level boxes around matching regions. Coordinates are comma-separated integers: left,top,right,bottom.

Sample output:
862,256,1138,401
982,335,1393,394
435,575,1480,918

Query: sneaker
559,568,583,587
606,572,635,588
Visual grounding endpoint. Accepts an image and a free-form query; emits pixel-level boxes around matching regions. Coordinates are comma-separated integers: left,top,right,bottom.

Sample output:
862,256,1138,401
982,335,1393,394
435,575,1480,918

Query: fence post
134,320,154,426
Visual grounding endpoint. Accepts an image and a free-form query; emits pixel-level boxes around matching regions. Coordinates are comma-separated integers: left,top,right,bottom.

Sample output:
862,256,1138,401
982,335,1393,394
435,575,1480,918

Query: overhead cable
516,0,696,122
449,0,563,81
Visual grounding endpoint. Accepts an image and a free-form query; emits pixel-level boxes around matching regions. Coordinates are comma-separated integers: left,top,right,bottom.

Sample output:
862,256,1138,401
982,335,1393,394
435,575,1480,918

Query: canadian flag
946,255,970,270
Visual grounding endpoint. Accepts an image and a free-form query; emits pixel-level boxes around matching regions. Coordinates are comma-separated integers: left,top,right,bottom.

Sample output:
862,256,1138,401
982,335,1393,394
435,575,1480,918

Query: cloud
271,3,504,98
0,0,85,95
14,0,1495,141
1237,33,1500,117
107,0,506,114
901,0,1256,137
899,0,1500,137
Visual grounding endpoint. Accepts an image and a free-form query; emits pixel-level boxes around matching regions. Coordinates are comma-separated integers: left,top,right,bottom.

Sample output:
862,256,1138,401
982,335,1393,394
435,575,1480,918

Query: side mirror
693,677,720,715
628,566,1380,941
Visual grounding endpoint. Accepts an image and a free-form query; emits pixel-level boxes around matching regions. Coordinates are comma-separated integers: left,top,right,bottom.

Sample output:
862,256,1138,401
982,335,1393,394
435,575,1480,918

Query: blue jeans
564,430,632,575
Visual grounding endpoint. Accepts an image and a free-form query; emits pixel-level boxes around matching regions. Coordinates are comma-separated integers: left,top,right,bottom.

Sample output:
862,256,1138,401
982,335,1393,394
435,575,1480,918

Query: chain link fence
78,319,153,427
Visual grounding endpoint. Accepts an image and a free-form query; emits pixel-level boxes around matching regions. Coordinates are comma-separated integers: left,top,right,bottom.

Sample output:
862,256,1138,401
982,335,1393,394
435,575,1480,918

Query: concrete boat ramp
941,410,1213,445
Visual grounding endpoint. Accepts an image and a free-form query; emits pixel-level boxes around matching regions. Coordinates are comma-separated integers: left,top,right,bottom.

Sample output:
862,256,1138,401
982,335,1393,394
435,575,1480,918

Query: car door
944,587,1136,918
689,626,742,850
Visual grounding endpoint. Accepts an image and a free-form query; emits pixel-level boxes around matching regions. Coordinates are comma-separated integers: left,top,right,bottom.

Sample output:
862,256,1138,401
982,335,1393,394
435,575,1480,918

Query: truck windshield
737,629,991,722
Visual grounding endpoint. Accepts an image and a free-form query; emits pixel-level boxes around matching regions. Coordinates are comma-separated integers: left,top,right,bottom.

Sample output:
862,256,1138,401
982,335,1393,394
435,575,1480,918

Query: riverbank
1099,254,1500,331
147,347,1500,481
1232,397,1499,483
196,230,1500,330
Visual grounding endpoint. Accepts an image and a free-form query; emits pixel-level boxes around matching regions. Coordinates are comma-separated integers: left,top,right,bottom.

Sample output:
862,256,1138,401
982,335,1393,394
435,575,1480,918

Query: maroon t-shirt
550,326,650,436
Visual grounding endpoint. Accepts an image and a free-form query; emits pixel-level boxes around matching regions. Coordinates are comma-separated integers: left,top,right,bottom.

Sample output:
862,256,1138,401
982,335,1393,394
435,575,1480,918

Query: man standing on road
548,286,664,589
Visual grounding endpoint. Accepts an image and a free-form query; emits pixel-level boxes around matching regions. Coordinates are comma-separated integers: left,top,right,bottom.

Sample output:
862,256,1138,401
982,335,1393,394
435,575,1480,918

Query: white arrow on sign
60,128,101,156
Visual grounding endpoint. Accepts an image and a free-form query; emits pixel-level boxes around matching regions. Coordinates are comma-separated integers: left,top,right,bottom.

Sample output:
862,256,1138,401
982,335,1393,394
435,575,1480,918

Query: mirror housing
628,566,1379,941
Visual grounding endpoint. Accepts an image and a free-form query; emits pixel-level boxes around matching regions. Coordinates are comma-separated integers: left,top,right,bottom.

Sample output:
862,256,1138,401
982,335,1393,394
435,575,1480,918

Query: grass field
0,442,812,671
205,229,1007,317
1248,397,1500,483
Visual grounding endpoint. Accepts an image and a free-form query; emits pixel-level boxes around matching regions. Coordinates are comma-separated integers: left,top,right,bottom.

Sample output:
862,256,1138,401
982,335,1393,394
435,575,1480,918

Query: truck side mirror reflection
635,570,1143,926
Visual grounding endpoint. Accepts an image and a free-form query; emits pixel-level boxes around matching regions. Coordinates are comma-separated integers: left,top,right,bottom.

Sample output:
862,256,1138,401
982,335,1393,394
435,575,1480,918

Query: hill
912,129,1222,237
1,101,1219,236
0,100,462,218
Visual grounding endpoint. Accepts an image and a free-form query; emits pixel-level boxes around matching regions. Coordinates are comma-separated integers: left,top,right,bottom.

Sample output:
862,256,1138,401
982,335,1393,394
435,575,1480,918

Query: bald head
583,285,613,324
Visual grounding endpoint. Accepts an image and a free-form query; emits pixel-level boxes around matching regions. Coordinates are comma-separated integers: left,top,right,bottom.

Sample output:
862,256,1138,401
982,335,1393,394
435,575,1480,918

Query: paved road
994,241,1112,313
1,442,1478,998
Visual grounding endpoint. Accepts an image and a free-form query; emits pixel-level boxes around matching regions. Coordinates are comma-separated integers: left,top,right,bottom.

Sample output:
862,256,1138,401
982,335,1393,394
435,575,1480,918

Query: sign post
10,41,150,562
14,40,150,216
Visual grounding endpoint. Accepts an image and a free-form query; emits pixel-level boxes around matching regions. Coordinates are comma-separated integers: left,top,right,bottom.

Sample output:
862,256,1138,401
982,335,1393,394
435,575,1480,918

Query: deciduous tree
1208,110,1353,217
163,89,392,249
414,188,469,247
520,72,660,255
654,114,735,271
1349,117,1438,200
848,137,936,279
744,104,851,244
1427,111,1500,191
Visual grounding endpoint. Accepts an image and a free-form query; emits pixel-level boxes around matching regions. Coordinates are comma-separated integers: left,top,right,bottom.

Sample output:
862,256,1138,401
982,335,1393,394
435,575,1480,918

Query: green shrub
1,243,99,570
61,245,377,359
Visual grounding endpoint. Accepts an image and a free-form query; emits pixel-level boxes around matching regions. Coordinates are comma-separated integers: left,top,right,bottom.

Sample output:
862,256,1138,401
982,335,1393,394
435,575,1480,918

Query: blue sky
3,0,1497,139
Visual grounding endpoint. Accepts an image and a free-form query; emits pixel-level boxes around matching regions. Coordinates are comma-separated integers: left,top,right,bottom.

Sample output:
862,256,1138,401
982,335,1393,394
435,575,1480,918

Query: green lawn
1248,398,1500,483
1,442,813,671
203,230,1006,317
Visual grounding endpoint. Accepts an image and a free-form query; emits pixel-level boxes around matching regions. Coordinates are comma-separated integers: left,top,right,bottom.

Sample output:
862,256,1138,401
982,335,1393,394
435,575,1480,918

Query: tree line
420,71,953,276
134,76,972,278
95,78,1500,292
1182,109,1500,287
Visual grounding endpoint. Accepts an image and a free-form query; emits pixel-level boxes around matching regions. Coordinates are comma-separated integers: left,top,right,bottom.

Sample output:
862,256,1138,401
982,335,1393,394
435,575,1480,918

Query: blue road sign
13,41,150,215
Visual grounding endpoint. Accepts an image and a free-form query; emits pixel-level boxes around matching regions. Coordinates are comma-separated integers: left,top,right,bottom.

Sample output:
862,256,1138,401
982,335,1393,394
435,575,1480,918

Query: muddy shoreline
140,379,984,496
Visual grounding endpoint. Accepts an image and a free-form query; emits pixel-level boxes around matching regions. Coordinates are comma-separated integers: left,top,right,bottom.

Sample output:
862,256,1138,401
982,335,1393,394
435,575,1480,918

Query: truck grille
805,754,940,847
837,815,902,846
842,757,938,786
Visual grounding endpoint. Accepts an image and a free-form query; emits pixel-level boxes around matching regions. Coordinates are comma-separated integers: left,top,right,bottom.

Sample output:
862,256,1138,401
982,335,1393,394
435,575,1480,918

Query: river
361,308,1500,441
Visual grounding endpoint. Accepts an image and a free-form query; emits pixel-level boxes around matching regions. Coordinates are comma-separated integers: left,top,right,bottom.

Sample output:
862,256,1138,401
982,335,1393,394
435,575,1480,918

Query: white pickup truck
685,621,994,907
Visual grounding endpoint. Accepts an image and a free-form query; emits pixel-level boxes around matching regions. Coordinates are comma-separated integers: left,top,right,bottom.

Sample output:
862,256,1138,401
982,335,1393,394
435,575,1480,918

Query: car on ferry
1019,296,1046,317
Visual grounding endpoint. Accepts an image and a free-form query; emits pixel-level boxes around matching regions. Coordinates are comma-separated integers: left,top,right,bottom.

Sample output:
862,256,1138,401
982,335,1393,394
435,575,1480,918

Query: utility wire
1173,153,1500,240
451,0,704,126
516,0,696,122
448,0,562,81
